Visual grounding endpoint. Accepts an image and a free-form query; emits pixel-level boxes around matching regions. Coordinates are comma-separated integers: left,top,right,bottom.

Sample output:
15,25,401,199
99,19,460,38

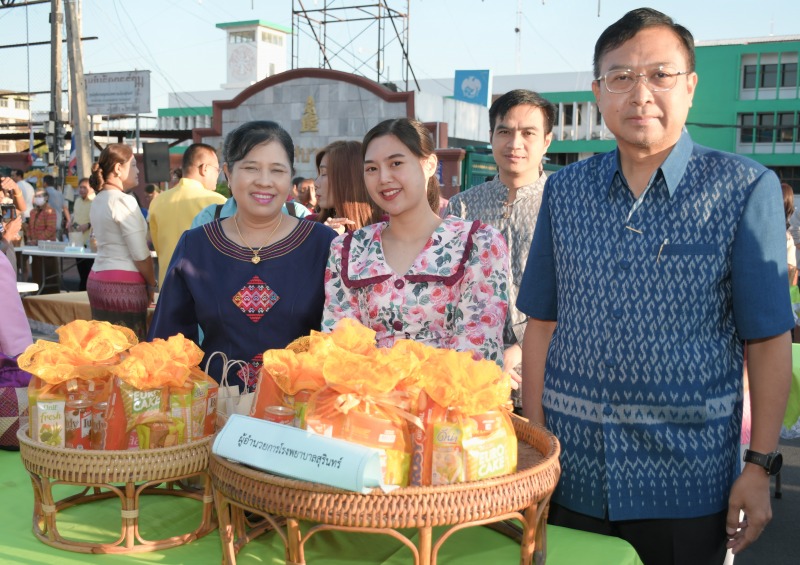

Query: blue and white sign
453,70,492,106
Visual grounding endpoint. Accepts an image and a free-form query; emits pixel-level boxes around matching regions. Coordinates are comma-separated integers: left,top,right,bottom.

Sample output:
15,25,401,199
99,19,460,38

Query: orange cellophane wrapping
18,320,138,384
112,334,202,390
305,385,413,487
410,349,515,486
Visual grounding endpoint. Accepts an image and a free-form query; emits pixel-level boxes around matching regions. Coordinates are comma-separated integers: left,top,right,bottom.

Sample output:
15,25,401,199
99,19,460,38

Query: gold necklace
233,213,282,264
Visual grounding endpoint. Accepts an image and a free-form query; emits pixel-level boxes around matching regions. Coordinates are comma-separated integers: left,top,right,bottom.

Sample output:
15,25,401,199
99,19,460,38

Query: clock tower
217,20,290,90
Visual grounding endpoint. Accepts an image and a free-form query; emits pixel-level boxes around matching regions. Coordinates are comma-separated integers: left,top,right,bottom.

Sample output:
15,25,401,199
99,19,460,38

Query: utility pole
50,0,63,175
64,0,91,177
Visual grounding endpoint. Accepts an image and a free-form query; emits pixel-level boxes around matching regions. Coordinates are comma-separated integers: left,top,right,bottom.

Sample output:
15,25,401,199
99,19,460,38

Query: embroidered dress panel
148,219,336,392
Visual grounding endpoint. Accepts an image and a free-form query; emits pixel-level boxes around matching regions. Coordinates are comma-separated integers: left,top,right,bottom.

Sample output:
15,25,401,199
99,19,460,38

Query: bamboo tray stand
210,416,560,565
17,425,217,554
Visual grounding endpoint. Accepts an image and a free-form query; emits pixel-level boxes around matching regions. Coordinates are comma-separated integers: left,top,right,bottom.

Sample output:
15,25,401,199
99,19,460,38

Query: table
0,449,643,564
209,418,644,565
20,245,96,294
17,281,39,294
23,290,157,328
17,428,216,553
20,246,157,294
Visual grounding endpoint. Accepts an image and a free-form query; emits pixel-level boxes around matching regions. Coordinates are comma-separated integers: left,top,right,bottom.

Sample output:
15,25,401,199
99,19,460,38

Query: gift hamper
16,321,217,553
210,320,561,564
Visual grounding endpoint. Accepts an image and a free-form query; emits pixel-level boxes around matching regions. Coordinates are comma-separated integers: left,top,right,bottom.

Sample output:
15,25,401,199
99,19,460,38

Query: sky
1,0,800,118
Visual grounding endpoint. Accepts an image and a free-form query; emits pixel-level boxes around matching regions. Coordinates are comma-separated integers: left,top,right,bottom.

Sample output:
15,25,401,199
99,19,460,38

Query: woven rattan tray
17,425,217,554
210,416,560,565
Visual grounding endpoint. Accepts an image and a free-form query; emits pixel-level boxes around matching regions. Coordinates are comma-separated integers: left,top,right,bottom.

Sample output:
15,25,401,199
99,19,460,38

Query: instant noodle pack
253,319,518,488
18,320,217,450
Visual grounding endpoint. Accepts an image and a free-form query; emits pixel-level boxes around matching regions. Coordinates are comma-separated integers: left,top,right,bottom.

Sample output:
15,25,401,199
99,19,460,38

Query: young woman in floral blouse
322,118,510,365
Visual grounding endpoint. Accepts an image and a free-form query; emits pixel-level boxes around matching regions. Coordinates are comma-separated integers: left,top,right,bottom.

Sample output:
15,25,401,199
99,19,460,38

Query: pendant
251,255,261,264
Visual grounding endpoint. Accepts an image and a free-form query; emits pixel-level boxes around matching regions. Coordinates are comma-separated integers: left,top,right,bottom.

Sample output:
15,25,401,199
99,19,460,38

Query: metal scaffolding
291,0,419,91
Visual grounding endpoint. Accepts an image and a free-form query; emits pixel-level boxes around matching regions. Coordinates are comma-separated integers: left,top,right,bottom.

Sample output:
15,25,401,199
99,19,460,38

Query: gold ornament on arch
301,96,319,133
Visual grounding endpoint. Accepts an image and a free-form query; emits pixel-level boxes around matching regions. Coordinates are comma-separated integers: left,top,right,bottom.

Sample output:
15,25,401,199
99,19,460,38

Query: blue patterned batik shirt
517,131,794,520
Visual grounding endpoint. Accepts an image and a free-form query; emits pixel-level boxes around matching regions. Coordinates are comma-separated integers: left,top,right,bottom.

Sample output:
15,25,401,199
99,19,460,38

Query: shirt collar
606,129,693,198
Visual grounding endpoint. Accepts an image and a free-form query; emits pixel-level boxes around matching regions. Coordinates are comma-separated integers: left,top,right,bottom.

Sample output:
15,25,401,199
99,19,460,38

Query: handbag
0,353,32,450
206,351,254,420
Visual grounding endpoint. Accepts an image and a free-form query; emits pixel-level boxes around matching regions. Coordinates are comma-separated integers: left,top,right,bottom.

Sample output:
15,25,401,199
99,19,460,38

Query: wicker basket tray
17,425,217,554
210,415,560,565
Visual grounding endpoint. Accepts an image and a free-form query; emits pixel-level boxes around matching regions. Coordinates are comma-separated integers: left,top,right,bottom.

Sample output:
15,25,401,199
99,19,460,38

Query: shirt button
603,405,613,417
604,358,616,368
392,320,403,331
612,308,623,319
619,260,631,270
394,279,405,289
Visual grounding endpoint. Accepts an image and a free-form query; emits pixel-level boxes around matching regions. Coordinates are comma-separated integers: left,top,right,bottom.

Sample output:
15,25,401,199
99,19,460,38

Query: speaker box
142,142,171,183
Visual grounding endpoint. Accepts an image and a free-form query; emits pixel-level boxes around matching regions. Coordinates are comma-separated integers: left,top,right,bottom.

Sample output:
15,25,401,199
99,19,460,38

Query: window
0,98,7,108
740,113,754,143
230,31,255,43
743,65,758,89
261,32,284,46
563,105,574,126
782,62,798,88
15,99,29,110
779,112,796,143
761,64,778,88
757,113,775,143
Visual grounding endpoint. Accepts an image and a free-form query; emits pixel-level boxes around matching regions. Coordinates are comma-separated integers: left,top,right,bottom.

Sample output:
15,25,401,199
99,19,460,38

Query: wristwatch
743,449,783,475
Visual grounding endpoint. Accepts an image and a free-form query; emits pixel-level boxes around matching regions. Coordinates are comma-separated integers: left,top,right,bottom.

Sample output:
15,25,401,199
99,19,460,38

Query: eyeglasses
596,67,690,94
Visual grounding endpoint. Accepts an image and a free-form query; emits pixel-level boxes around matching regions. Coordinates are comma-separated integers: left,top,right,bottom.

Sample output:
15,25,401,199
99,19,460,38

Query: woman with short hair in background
88,144,156,340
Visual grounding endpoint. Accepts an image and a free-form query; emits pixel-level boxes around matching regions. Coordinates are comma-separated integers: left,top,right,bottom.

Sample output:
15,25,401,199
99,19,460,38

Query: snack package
464,410,517,482
413,348,516,486
35,397,66,447
190,368,219,440
169,384,194,443
306,386,412,487
135,414,185,448
119,380,168,450
420,404,517,486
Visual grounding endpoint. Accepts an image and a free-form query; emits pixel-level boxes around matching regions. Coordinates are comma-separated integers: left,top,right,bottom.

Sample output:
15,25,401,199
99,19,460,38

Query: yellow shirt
148,178,226,287
71,194,94,246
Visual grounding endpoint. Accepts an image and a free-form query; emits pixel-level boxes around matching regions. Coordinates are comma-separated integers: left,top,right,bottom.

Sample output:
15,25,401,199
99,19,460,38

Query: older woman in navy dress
148,121,336,389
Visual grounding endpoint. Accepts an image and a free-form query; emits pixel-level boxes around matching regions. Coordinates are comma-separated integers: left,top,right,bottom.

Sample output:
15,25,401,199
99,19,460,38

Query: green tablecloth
0,449,642,564
784,344,800,436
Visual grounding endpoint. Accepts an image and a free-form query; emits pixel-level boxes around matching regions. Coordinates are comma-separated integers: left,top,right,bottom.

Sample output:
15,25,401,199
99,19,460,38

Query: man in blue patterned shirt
517,8,793,565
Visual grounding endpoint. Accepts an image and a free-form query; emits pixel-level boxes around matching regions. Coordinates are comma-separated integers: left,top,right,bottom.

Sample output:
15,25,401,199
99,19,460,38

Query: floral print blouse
323,216,510,365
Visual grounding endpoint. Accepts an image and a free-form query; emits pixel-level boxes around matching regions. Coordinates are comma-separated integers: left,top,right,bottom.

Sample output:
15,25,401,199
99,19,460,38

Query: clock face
229,46,256,80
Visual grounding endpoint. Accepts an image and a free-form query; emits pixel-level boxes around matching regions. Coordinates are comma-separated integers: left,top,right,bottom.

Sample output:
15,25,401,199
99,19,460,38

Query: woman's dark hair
90,143,133,192
315,140,383,229
362,118,440,213
782,182,795,229
593,8,695,78
223,120,294,169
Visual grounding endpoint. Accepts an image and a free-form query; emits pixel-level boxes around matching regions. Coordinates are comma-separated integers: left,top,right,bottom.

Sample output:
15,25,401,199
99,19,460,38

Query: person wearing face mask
25,190,59,294
87,144,156,340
